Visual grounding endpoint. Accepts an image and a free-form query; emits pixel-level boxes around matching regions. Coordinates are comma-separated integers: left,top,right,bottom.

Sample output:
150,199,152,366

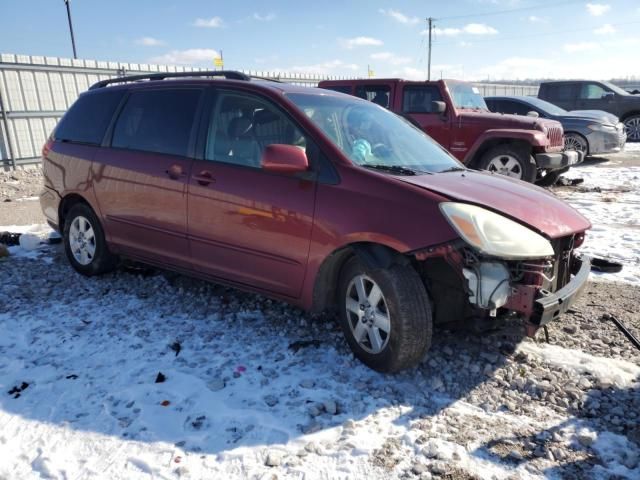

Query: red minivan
40,71,591,372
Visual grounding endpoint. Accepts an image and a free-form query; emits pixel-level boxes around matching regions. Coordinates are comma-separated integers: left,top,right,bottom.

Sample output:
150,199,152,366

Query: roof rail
89,70,253,90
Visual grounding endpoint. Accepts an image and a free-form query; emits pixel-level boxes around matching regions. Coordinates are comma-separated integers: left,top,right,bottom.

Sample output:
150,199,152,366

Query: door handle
193,170,215,186
165,164,186,180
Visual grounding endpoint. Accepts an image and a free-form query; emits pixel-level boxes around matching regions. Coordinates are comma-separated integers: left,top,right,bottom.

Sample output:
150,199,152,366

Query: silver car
486,96,626,157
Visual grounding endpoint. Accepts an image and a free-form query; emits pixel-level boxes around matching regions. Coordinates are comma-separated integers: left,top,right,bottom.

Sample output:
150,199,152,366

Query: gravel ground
0,168,45,226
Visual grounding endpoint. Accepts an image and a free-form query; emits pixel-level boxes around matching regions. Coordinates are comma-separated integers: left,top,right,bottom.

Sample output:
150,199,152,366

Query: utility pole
63,0,77,59
427,17,433,81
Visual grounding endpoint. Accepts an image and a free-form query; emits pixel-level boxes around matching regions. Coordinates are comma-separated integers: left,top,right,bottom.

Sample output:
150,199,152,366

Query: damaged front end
412,233,590,336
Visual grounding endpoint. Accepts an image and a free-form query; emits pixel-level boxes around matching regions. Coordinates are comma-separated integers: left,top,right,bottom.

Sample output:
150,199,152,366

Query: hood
457,110,560,130
396,170,591,239
565,110,619,125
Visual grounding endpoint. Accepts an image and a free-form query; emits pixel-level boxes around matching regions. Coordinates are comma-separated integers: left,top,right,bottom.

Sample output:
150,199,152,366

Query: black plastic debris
590,257,623,273
170,341,181,357
0,232,21,246
66,374,78,380
155,372,166,383
8,382,29,399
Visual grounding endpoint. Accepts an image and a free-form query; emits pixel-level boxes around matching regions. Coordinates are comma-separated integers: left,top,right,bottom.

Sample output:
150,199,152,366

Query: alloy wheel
69,215,96,265
486,155,523,179
624,116,640,142
564,134,588,153
345,274,391,354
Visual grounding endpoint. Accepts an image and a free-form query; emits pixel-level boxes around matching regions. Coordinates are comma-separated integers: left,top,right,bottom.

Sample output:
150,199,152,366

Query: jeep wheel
478,145,536,183
338,256,432,373
624,115,640,142
63,203,117,276
564,133,589,155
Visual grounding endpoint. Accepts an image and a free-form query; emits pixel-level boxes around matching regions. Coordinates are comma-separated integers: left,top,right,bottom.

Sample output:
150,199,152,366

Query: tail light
42,137,54,158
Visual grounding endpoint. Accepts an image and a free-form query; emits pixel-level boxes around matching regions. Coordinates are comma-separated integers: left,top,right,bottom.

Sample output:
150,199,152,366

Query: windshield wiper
363,164,422,176
439,166,467,173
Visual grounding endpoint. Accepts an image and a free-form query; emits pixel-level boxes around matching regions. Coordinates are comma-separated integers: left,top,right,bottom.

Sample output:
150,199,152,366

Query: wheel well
58,194,90,230
310,242,408,313
469,139,531,169
621,111,640,122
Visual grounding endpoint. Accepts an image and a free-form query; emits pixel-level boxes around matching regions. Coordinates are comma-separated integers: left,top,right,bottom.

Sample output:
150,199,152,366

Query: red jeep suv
40,71,591,372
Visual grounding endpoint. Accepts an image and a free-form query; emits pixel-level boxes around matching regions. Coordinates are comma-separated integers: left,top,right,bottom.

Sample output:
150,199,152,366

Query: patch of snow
556,165,640,285
624,142,640,153
2,223,54,261
14,196,39,202
517,342,640,388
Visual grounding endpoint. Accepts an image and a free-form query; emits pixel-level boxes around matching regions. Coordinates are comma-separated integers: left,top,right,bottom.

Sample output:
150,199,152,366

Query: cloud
528,15,547,23
369,52,412,65
431,23,498,37
285,59,359,74
563,41,601,52
474,57,549,80
594,23,616,35
135,37,165,47
586,3,610,16
193,16,223,28
253,12,276,21
340,36,384,49
149,48,219,65
392,64,464,80
379,8,420,25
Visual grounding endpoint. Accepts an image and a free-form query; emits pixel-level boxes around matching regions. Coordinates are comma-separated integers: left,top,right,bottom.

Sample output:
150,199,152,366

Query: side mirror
526,111,540,118
602,92,615,102
431,101,446,114
261,144,309,174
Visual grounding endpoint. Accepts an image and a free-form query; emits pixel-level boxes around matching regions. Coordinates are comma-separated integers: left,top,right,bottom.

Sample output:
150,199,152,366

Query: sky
1,0,640,81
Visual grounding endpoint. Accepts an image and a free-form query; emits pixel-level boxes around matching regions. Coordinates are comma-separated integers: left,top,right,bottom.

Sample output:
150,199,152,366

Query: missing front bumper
530,255,591,326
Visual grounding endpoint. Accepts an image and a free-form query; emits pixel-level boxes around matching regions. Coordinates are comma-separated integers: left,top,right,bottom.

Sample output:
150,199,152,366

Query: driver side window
579,83,608,100
206,92,308,168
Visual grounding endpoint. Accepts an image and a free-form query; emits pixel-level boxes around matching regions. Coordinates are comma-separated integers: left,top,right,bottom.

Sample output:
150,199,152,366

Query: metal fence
0,52,539,168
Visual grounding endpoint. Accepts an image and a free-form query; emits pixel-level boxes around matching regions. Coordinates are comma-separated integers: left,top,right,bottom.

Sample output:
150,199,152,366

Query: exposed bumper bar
531,255,591,326
534,150,583,169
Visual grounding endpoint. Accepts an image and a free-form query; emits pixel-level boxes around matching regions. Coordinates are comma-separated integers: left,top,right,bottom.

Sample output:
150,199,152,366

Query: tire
536,166,569,187
337,256,432,373
63,203,117,276
564,132,589,156
477,144,536,183
623,114,640,142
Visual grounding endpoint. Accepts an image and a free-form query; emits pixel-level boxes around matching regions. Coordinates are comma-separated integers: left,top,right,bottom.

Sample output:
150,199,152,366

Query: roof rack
89,70,259,90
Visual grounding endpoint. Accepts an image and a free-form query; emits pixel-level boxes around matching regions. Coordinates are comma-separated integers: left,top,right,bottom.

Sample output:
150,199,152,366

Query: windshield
447,82,488,110
519,96,567,115
601,81,630,96
286,92,462,174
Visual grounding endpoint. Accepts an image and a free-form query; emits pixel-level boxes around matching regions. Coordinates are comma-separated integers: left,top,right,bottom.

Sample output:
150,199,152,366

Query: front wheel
338,256,432,373
63,203,117,276
623,115,640,142
477,145,536,183
564,132,589,155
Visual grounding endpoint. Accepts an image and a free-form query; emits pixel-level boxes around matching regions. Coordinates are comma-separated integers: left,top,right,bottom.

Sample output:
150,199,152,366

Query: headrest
228,117,253,137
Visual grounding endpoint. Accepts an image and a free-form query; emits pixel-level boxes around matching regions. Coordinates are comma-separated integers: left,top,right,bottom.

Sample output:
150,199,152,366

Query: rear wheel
478,144,536,183
338,256,432,373
63,203,117,276
623,115,640,142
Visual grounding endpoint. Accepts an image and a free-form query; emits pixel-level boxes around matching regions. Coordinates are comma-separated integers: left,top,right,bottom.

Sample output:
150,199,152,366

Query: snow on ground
624,143,640,153
554,164,640,286
1,229,639,479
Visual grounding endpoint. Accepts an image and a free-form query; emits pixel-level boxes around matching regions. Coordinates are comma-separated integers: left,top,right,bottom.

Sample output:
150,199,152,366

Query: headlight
587,123,616,132
440,202,554,259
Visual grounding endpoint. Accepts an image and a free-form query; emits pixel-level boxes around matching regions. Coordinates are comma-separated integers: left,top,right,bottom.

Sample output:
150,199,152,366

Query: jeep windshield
287,92,462,174
447,81,489,110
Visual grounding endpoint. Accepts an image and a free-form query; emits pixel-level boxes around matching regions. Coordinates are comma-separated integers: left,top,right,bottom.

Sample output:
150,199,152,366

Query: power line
436,0,583,21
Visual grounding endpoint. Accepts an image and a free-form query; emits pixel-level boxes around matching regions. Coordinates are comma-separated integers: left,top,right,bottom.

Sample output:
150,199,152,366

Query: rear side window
498,100,532,116
112,89,202,157
54,90,124,144
545,84,576,101
355,85,391,108
321,85,352,94
402,86,443,113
